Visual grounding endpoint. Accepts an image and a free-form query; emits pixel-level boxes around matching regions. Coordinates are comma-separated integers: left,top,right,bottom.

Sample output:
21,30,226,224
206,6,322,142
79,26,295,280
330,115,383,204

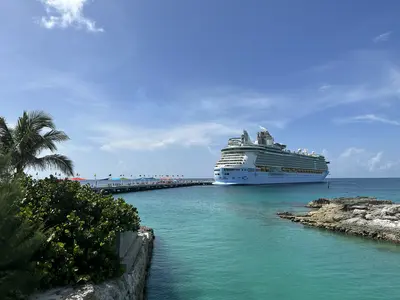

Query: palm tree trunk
16,165,24,175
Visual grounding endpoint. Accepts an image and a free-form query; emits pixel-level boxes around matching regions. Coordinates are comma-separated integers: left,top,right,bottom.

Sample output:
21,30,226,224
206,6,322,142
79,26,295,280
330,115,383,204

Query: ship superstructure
213,127,329,185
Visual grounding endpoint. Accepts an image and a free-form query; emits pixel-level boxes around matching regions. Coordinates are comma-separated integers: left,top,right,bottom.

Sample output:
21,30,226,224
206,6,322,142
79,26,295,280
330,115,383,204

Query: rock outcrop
30,227,155,300
278,196,400,243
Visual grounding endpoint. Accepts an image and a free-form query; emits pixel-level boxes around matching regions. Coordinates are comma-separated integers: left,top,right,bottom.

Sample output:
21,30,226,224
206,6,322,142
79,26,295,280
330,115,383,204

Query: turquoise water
122,178,400,300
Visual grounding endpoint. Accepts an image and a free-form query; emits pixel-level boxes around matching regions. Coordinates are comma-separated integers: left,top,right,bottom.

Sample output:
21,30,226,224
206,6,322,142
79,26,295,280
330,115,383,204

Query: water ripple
122,180,400,300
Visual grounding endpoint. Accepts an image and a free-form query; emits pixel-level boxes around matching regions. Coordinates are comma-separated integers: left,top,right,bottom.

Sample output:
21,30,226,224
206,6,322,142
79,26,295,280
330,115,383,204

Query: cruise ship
213,127,329,185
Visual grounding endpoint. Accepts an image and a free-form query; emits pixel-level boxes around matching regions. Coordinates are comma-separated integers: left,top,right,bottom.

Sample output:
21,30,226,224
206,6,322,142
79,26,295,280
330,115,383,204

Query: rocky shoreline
278,196,400,243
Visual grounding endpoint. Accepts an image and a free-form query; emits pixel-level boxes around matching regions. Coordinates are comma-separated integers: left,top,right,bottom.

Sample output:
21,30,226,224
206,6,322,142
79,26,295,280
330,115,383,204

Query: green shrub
19,175,141,288
0,155,44,300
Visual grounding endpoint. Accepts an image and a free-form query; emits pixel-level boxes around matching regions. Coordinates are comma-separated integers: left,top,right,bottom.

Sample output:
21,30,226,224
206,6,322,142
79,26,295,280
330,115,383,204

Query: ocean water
122,178,400,300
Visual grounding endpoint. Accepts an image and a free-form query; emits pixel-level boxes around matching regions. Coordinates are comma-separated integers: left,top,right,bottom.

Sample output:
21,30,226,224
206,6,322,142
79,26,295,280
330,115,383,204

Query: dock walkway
88,179,214,194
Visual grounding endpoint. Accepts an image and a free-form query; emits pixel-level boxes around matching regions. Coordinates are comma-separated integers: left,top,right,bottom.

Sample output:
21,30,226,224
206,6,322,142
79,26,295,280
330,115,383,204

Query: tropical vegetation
21,175,141,288
0,111,142,297
0,110,74,176
0,155,45,300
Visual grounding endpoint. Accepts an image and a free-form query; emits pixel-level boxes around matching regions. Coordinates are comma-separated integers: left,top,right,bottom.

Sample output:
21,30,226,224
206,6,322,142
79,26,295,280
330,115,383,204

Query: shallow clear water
122,178,400,300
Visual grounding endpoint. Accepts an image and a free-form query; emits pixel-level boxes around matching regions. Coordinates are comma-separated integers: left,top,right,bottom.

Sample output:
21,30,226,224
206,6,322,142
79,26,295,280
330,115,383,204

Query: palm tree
0,110,74,176
0,154,45,299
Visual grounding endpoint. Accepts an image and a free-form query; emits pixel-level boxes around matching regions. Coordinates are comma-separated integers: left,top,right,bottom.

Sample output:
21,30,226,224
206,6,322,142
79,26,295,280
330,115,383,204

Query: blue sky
1,0,400,178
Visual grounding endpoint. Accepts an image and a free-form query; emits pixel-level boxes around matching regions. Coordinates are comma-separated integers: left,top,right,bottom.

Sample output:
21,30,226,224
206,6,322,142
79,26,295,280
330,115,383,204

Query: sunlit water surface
122,178,400,300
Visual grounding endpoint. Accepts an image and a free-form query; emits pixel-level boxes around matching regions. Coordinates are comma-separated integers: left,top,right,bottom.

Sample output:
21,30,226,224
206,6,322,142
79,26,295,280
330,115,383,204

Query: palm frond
14,113,31,154
43,130,70,143
32,154,74,177
0,117,11,136
26,129,71,155
13,111,57,168
35,130,70,153
0,117,14,154
25,110,55,131
14,111,55,150
5,111,74,175
0,154,14,181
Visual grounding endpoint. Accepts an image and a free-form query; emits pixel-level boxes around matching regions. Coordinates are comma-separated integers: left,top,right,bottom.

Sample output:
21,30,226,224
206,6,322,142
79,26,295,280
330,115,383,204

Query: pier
85,179,214,194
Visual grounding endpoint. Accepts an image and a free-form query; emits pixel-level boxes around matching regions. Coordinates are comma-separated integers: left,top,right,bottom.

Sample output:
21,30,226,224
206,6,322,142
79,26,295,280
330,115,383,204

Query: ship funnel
241,130,252,145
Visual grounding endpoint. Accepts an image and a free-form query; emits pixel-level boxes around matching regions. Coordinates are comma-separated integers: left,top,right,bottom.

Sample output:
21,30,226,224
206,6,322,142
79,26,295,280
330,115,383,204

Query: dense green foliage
0,111,74,176
0,111,141,294
20,176,141,288
0,155,44,299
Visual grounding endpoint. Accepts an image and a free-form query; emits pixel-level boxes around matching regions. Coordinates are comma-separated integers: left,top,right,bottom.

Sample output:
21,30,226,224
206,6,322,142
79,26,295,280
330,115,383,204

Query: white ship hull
213,170,329,185
213,128,330,186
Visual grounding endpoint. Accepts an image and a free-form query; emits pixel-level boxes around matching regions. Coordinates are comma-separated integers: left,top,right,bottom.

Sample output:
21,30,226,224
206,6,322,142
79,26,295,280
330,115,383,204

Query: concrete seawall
30,227,155,300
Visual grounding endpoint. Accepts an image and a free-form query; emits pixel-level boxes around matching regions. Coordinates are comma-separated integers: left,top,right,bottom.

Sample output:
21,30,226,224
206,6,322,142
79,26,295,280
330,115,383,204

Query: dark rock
277,211,296,220
331,196,393,206
277,211,293,217
306,198,331,208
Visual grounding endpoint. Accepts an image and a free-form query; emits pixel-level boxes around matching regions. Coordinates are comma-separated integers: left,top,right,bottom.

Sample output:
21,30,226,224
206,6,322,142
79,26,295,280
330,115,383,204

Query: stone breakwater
30,226,155,300
277,196,400,243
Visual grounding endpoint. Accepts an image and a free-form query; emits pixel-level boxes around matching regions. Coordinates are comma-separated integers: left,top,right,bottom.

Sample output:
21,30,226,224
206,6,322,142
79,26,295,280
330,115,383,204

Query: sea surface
122,178,400,300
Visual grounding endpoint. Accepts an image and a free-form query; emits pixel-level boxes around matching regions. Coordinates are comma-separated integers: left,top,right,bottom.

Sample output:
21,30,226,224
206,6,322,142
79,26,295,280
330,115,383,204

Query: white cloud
89,122,242,152
185,78,399,130
38,0,103,32
367,151,383,172
328,147,400,177
339,147,365,159
180,90,297,130
319,84,331,91
58,143,93,153
36,142,93,158
379,160,400,171
191,88,287,117
22,71,109,109
206,145,219,156
178,56,400,130
373,31,392,43
334,114,400,126
321,148,330,159
389,67,400,89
